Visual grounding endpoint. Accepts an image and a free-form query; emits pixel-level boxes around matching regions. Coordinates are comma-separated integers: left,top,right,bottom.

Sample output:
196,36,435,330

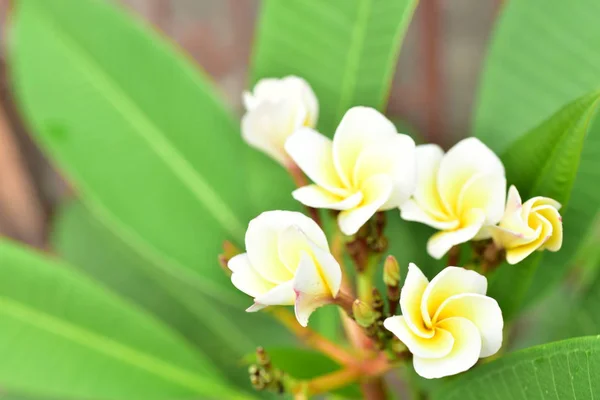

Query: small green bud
383,255,401,287
391,339,408,354
352,299,376,328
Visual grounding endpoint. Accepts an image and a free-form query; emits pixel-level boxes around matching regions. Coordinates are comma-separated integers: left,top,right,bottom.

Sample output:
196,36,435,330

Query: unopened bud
352,299,376,328
383,255,400,287
218,241,241,277
256,346,271,369
391,339,408,354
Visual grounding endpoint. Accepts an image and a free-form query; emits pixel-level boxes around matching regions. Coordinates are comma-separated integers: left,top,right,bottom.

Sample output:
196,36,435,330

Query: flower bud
383,255,400,287
352,299,376,328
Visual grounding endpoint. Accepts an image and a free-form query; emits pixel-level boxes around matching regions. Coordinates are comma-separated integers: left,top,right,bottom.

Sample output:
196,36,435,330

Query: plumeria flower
285,106,416,236
400,138,506,259
490,185,563,264
241,76,318,166
384,263,503,379
228,211,341,327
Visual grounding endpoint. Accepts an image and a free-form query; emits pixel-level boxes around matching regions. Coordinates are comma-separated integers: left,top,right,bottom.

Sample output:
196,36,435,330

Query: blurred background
0,0,503,252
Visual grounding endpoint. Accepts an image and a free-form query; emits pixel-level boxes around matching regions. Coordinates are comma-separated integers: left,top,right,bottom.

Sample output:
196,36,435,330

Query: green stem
357,254,382,304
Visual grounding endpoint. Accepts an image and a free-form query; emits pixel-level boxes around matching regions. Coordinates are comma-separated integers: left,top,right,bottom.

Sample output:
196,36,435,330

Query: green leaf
246,348,362,399
250,0,418,135
486,92,600,318
432,336,600,400
0,239,250,400
52,201,297,388
10,0,251,308
473,0,600,306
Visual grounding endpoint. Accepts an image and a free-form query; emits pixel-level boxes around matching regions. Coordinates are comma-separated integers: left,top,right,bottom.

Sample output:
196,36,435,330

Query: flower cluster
227,76,564,382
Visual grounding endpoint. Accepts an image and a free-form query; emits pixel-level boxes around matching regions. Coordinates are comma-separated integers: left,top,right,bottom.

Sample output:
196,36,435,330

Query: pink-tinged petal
241,100,304,166
383,316,454,359
413,144,450,219
338,175,393,235
400,263,435,338
413,317,482,379
333,107,398,187
285,128,347,196
437,138,505,214
293,253,333,327
246,211,328,283
292,185,363,211
421,266,487,327
400,199,460,231
353,134,417,209
228,253,276,298
434,293,503,358
426,209,486,259
456,172,506,225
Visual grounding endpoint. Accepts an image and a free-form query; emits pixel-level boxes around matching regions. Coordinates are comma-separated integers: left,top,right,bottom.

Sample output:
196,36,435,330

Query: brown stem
447,245,460,267
268,308,356,365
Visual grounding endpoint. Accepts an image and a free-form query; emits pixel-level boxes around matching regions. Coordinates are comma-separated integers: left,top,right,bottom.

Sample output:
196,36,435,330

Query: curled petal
437,138,504,215
228,253,276,298
434,293,503,358
421,266,487,327
246,211,328,283
383,316,454,359
285,128,347,196
292,185,362,210
353,134,416,209
426,209,486,259
338,174,393,235
456,172,506,225
333,107,398,186
293,253,335,327
400,263,435,338
413,317,482,379
533,205,563,251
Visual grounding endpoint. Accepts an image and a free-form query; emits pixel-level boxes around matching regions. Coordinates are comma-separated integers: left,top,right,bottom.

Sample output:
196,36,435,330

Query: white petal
421,266,487,328
246,211,327,283
254,280,295,307
437,138,505,214
400,263,435,338
308,241,342,298
293,252,333,327
383,316,454,359
241,100,303,166
413,144,450,219
292,185,363,210
285,76,319,127
333,107,398,187
400,199,460,231
353,134,417,209
285,128,347,196
413,317,482,379
337,174,393,235
426,209,486,259
434,293,503,358
228,253,276,298
277,225,314,274
456,172,506,225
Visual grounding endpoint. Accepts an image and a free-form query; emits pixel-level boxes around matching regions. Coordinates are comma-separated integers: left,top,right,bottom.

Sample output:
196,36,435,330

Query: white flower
228,211,341,327
384,263,503,379
489,185,563,264
400,138,506,259
241,76,318,166
285,106,416,236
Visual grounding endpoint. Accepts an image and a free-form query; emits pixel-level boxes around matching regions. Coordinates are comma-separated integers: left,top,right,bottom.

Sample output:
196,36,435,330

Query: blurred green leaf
11,0,253,308
250,0,418,135
432,336,600,400
486,92,600,319
52,201,297,389
246,348,362,398
0,240,249,400
473,0,600,307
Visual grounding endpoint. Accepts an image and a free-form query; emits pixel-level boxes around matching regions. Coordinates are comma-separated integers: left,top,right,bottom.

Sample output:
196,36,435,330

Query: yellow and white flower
384,263,503,379
285,106,416,236
241,76,318,166
228,211,341,327
400,138,506,259
490,185,563,264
